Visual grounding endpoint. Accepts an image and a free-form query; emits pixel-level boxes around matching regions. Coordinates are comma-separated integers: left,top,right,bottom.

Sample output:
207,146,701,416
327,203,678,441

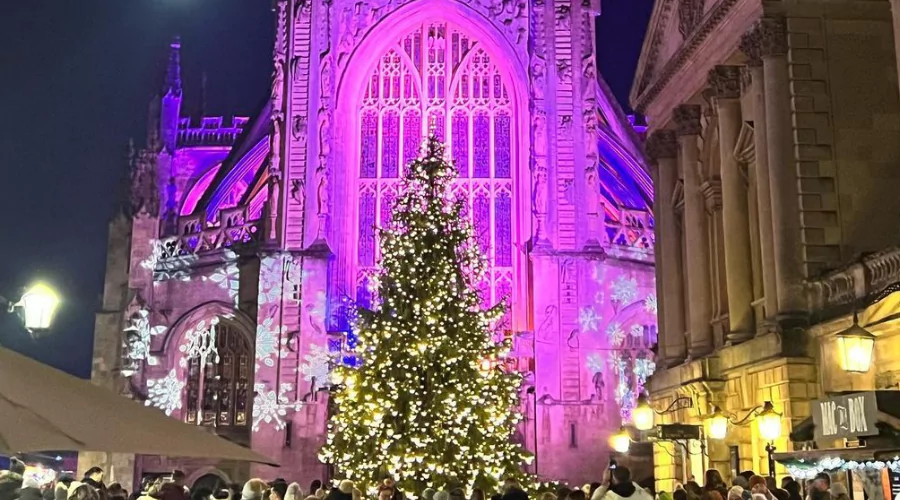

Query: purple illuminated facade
87,2,656,490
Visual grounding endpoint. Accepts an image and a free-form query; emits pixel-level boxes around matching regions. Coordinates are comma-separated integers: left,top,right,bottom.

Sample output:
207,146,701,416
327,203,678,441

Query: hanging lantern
632,394,655,431
836,320,876,373
756,401,782,442
610,427,631,453
706,406,730,440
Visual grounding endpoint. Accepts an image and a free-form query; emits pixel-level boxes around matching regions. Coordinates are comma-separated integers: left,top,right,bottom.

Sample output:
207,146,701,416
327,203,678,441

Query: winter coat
158,484,189,500
82,480,107,500
591,483,654,500
19,487,43,500
0,472,24,500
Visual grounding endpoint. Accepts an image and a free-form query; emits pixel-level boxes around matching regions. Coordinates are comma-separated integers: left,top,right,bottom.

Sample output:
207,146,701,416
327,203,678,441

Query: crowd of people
0,459,846,500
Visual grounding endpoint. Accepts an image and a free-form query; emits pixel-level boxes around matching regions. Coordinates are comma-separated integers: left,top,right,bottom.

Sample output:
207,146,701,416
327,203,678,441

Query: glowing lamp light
706,406,730,440
757,401,782,442
836,322,876,373
610,427,631,453
16,283,60,331
632,395,655,431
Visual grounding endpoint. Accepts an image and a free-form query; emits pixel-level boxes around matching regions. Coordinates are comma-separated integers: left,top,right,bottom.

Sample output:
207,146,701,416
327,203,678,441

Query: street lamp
1,282,60,334
705,406,730,440
756,401,782,442
835,313,876,373
631,393,694,431
610,427,631,453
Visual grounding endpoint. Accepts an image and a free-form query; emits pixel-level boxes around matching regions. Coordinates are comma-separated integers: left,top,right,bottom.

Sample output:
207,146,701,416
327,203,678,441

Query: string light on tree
319,137,531,493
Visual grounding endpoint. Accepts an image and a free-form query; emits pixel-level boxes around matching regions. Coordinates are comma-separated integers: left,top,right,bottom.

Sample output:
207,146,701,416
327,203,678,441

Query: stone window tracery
356,22,515,320
184,322,252,434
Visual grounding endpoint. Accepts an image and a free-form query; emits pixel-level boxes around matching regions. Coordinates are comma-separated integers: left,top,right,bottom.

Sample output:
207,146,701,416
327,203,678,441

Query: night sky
0,0,652,378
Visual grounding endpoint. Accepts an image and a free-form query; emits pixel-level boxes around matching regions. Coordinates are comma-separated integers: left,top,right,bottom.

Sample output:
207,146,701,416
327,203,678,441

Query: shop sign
812,392,879,442
657,424,701,440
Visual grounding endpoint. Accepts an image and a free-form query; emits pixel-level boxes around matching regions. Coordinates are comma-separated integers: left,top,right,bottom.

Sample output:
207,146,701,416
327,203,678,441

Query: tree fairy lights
319,137,530,493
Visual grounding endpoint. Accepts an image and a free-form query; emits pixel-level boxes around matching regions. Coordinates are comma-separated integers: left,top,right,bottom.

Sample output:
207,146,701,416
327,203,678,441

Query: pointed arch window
355,22,515,324
184,320,252,440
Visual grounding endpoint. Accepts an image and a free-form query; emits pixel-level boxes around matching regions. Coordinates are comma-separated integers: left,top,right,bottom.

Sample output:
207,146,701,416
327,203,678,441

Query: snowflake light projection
178,318,220,368
141,239,194,282
252,382,302,432
634,357,656,383
298,343,335,386
586,353,604,374
258,256,284,305
256,316,287,369
644,294,658,315
629,324,644,339
124,307,166,367
606,322,625,347
610,276,638,305
578,307,601,333
145,369,185,416
308,291,328,323
205,253,240,306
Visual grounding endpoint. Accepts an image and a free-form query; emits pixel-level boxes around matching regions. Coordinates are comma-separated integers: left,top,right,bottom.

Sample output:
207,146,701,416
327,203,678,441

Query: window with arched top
356,21,515,323
184,321,252,442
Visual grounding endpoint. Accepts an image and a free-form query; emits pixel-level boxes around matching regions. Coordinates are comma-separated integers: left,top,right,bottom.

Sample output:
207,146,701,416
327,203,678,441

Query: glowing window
356,22,515,319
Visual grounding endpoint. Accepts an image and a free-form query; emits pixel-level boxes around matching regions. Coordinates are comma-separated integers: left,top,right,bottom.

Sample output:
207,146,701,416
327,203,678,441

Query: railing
807,246,900,310
177,116,249,147
604,208,654,252
157,206,261,259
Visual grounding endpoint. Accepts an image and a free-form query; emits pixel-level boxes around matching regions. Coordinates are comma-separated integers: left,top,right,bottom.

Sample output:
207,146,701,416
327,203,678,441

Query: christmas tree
319,137,530,493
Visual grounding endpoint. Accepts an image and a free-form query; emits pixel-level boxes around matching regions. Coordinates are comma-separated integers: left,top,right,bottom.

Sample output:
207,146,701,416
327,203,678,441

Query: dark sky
0,0,652,378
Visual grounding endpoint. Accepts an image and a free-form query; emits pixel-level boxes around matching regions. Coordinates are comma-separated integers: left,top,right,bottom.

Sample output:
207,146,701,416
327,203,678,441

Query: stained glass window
357,22,516,307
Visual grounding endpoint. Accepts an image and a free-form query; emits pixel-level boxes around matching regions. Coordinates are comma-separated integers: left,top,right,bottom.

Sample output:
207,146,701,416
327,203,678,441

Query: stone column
708,66,754,342
647,130,687,366
760,16,807,321
674,105,712,357
740,27,779,327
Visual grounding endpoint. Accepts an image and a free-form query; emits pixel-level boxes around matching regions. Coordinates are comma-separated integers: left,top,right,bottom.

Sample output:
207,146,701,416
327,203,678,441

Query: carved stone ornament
530,58,546,100
672,104,702,136
557,59,572,84
130,150,160,218
707,65,741,99
555,4,571,30
739,26,763,67
758,16,787,57
645,130,678,162
677,0,703,39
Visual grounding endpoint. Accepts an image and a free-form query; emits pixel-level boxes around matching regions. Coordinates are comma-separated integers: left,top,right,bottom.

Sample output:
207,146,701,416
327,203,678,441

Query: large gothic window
184,321,252,441
356,22,515,319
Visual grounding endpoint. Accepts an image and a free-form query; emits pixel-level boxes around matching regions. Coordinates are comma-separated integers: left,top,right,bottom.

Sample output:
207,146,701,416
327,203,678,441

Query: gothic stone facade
85,0,659,489
632,0,900,489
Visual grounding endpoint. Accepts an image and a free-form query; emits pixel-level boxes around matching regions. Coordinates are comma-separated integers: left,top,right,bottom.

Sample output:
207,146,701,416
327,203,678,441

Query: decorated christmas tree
319,137,530,493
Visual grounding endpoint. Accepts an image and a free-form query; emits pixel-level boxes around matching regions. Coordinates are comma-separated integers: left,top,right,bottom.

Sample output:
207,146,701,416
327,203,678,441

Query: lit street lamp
632,393,694,431
835,313,876,373
705,401,782,477
0,282,60,335
610,426,631,453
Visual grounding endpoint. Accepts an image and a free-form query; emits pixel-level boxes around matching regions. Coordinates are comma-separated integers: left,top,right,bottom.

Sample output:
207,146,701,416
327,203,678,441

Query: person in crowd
421,490,435,500
568,490,586,500
159,472,189,500
107,484,127,500
771,490,788,500
828,484,847,500
502,481,523,496
501,487,528,500
783,480,801,500
269,483,288,500
673,489,688,500
684,482,702,500
557,488,572,500
748,477,768,497
780,480,793,492
284,484,302,500
764,479,777,495
808,474,830,500
449,489,466,500
69,483,99,500
490,494,502,500
732,476,751,500
378,485,397,500
470,488,485,500
19,476,44,500
307,484,320,500
0,458,26,500
241,480,268,500
728,486,744,500
590,466,653,500
190,489,213,500
539,493,556,500
82,468,107,500
703,471,728,499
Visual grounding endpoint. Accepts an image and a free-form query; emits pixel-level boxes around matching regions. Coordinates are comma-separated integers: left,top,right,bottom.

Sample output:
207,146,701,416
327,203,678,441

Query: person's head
471,489,485,500
338,482,353,497
422,489,436,500
378,486,395,500
241,480,268,500
732,477,748,490
780,479,793,490
812,474,830,493
556,489,571,500
567,491,585,500
674,490,688,500
739,473,755,484
172,472,186,487
700,491,722,500
728,487,744,500
8,458,26,476
270,483,288,500
705,471,724,488
783,480,801,500
84,469,103,483
539,493,555,500
685,482,702,497
503,479,522,494
309,483,321,497
450,488,466,500
108,484,126,500
285,484,302,500
589,484,601,497
611,466,632,487
69,484,98,500
763,478,776,493
830,484,847,499
772,489,789,500
748,477,766,495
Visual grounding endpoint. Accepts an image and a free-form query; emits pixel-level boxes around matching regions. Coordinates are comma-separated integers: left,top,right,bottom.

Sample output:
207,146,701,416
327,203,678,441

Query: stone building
82,0,660,490
631,0,900,489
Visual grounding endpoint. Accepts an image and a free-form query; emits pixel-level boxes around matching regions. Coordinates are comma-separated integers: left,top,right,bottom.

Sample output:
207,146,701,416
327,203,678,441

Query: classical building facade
632,0,900,489
83,1,660,490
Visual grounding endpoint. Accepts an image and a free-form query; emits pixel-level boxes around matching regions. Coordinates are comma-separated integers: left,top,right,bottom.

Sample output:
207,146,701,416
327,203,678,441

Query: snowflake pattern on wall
634,357,656,382
256,316,287,369
606,322,625,347
205,262,240,306
610,276,638,304
145,369,185,416
586,353,604,374
298,343,334,386
178,318,220,368
142,240,194,282
252,382,302,432
124,307,166,367
308,291,328,323
578,307,601,333
644,293,658,315
629,324,644,338
258,256,284,305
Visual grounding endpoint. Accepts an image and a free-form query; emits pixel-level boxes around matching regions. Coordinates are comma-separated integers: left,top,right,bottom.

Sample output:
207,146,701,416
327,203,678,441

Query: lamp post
835,311,876,373
706,401,782,477
0,282,61,336
632,393,694,431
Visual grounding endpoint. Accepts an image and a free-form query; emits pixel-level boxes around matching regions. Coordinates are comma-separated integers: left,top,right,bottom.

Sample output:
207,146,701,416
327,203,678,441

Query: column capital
707,65,742,99
739,26,763,67
758,16,787,57
646,130,678,162
673,104,702,136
